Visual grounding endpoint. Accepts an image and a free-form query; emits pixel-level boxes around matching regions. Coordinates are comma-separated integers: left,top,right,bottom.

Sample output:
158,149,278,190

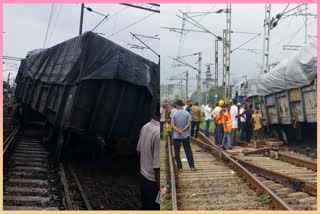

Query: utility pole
79,3,85,35
186,70,189,101
304,4,308,44
262,4,271,74
197,52,202,102
222,4,231,101
214,40,219,100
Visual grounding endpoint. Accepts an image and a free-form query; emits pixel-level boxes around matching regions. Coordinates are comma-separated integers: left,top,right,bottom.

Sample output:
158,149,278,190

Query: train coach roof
17,32,158,95
232,40,317,97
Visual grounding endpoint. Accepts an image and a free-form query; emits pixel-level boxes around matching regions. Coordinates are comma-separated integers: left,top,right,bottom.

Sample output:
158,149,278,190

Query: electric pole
79,3,85,35
305,4,308,44
222,4,231,101
186,70,189,101
197,52,202,102
262,4,271,74
214,40,219,100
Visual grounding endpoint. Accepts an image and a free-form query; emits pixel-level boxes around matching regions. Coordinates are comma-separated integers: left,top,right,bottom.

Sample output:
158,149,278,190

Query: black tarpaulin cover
16,32,158,95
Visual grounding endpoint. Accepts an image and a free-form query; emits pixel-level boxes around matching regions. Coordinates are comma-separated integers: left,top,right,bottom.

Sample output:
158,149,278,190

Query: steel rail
59,163,73,210
232,156,317,196
68,164,93,210
166,136,178,210
277,153,317,171
3,125,20,155
190,137,291,210
198,133,316,197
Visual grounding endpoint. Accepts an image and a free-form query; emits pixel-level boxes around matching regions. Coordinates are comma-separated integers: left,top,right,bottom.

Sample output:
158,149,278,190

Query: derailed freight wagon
15,32,159,160
232,41,317,142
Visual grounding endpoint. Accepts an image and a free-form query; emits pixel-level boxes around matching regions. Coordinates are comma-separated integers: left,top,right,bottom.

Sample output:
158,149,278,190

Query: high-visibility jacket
215,107,224,124
223,111,232,132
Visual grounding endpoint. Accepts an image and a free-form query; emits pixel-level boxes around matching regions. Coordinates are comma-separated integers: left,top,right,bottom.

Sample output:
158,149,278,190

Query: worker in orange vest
214,100,225,146
221,104,232,150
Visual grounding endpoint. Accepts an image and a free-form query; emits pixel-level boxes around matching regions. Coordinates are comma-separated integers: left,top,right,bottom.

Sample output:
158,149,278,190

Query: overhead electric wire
120,3,160,13
231,33,261,53
89,6,128,32
107,13,155,39
47,5,63,46
43,4,55,48
91,14,109,31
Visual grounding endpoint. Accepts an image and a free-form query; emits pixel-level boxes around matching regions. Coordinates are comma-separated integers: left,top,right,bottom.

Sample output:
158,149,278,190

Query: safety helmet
218,100,224,106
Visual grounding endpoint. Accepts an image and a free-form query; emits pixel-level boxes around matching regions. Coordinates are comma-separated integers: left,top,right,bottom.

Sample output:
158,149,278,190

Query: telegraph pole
262,4,271,74
197,52,202,102
304,4,308,44
79,3,85,35
214,40,219,100
186,70,189,101
222,4,231,101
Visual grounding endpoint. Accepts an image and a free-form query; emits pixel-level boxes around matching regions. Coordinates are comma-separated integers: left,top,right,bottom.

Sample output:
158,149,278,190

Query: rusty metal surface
233,157,316,196
243,147,271,156
191,137,291,210
278,153,317,171
166,136,178,210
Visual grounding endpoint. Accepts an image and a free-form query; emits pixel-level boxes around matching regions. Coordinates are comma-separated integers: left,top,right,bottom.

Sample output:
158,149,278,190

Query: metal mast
304,4,308,44
222,4,231,101
197,52,202,101
262,4,271,74
214,40,219,102
186,70,189,101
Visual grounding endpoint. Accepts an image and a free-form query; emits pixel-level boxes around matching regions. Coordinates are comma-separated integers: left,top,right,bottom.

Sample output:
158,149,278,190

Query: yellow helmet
218,100,224,106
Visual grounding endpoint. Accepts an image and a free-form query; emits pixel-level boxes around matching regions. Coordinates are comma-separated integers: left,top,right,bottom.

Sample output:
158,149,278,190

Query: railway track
3,125,92,210
197,132,317,210
166,136,293,210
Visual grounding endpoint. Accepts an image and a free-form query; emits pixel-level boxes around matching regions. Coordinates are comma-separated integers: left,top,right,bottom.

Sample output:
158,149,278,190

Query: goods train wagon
14,32,159,160
250,80,316,142
233,41,317,142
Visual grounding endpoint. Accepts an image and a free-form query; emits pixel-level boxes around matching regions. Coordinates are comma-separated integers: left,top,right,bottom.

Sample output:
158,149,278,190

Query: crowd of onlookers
161,98,264,149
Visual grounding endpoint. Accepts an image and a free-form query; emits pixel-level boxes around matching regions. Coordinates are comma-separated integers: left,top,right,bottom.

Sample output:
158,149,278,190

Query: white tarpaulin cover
232,41,317,97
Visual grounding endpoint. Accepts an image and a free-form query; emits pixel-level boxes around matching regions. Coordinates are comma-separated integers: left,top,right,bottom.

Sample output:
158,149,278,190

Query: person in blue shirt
171,99,196,172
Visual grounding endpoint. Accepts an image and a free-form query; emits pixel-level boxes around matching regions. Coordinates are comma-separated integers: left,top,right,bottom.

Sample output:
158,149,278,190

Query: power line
93,7,129,32
47,5,63,46
231,33,261,53
91,14,109,31
43,4,55,48
107,13,155,39
120,3,160,13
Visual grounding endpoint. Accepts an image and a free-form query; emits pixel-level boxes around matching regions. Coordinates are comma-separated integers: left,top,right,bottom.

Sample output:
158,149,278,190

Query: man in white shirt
160,104,166,138
170,103,177,119
238,103,247,141
211,103,219,136
137,107,160,210
230,99,238,146
204,101,212,137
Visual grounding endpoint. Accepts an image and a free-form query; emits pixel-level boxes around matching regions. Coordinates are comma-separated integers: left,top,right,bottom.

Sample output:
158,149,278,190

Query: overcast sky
3,3,159,83
160,4,317,92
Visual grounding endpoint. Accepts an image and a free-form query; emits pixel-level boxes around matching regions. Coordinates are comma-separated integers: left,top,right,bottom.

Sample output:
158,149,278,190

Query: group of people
161,99,264,144
203,99,263,149
137,98,263,210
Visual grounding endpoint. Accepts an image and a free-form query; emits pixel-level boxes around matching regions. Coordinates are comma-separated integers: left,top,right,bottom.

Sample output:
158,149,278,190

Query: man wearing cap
214,100,225,146
171,99,196,172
